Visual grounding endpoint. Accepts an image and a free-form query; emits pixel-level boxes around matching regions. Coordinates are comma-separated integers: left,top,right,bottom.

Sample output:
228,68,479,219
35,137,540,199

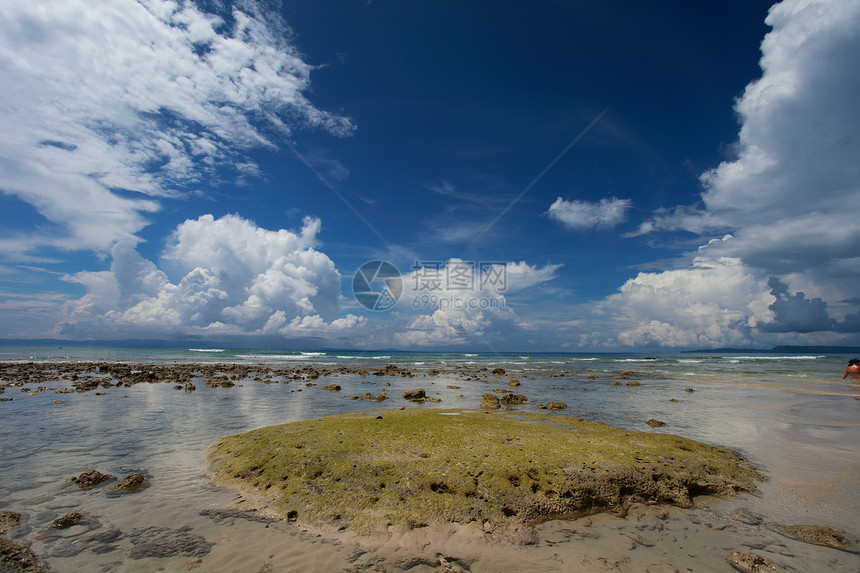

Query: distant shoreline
682,345,860,354
1,339,859,355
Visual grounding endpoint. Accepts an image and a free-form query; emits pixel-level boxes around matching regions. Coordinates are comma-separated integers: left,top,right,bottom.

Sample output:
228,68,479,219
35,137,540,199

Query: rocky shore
0,361,591,409
206,409,761,536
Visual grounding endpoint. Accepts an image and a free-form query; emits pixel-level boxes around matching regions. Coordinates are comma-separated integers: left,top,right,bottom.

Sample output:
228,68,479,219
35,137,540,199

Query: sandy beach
1,355,858,572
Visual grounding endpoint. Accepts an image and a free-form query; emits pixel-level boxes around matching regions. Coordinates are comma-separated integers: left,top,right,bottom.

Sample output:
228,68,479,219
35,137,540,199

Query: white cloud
393,260,559,347
616,0,860,345
600,256,774,348
0,0,353,254
546,197,631,230
59,214,362,339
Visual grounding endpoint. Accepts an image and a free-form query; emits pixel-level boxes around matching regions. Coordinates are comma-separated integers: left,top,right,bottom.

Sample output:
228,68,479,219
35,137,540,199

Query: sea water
0,346,858,571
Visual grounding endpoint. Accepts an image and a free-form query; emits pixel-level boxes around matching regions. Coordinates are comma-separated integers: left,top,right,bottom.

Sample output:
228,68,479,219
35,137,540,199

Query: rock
545,401,567,410
437,555,466,573
207,409,760,536
492,368,506,376
0,537,45,572
321,384,341,391
536,403,546,410
375,392,388,402
780,524,852,550
685,387,695,393
480,393,500,409
646,419,666,428
128,526,214,559
508,378,520,387
402,389,426,401
204,378,234,388
609,381,622,386
115,473,146,493
68,469,114,490
728,551,782,572
626,380,641,386
51,512,83,529
0,510,21,533
427,369,441,376
499,393,527,406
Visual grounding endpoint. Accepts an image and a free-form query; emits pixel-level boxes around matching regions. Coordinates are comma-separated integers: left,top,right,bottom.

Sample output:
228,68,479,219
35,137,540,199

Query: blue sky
1,0,858,351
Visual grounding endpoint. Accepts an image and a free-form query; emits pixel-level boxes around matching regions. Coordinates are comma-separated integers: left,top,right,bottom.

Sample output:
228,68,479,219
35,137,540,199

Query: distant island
684,345,860,354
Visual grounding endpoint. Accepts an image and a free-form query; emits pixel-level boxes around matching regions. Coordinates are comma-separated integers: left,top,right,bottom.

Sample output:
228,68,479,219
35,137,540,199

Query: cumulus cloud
614,0,860,345
546,197,631,230
393,260,559,347
0,0,353,254
599,255,774,348
60,214,365,339
759,277,837,333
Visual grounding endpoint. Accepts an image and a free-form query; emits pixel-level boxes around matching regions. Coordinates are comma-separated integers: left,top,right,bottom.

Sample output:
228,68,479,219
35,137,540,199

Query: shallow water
1,347,858,571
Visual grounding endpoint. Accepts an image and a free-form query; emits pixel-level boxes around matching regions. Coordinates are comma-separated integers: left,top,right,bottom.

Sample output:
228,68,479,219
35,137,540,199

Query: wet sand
1,361,859,571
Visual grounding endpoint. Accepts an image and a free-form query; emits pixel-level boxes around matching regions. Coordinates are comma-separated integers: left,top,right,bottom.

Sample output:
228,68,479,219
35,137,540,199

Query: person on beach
843,359,860,400
842,358,860,380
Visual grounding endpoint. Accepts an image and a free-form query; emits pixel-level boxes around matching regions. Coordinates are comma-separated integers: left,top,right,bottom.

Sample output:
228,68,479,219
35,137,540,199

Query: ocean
1,345,858,571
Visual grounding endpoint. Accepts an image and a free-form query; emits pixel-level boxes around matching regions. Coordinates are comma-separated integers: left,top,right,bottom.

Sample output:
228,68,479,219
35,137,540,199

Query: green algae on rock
205,409,759,535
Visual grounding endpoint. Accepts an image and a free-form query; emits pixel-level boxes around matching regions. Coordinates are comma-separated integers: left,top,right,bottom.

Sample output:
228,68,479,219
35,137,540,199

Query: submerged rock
728,551,782,572
128,526,214,559
779,524,852,550
68,469,114,490
646,419,667,428
115,473,146,493
0,510,21,534
51,512,82,529
545,401,567,410
0,537,45,572
321,384,341,392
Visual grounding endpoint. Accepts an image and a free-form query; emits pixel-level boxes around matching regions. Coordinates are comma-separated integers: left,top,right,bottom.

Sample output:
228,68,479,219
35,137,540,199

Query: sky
0,0,858,351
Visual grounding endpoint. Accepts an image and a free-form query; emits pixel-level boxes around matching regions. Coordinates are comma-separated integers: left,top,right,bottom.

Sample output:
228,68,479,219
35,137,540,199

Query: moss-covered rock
0,537,45,572
780,524,852,550
0,510,21,534
67,469,114,490
51,512,82,529
206,409,759,535
402,389,426,401
499,393,527,407
115,473,146,492
480,393,500,409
